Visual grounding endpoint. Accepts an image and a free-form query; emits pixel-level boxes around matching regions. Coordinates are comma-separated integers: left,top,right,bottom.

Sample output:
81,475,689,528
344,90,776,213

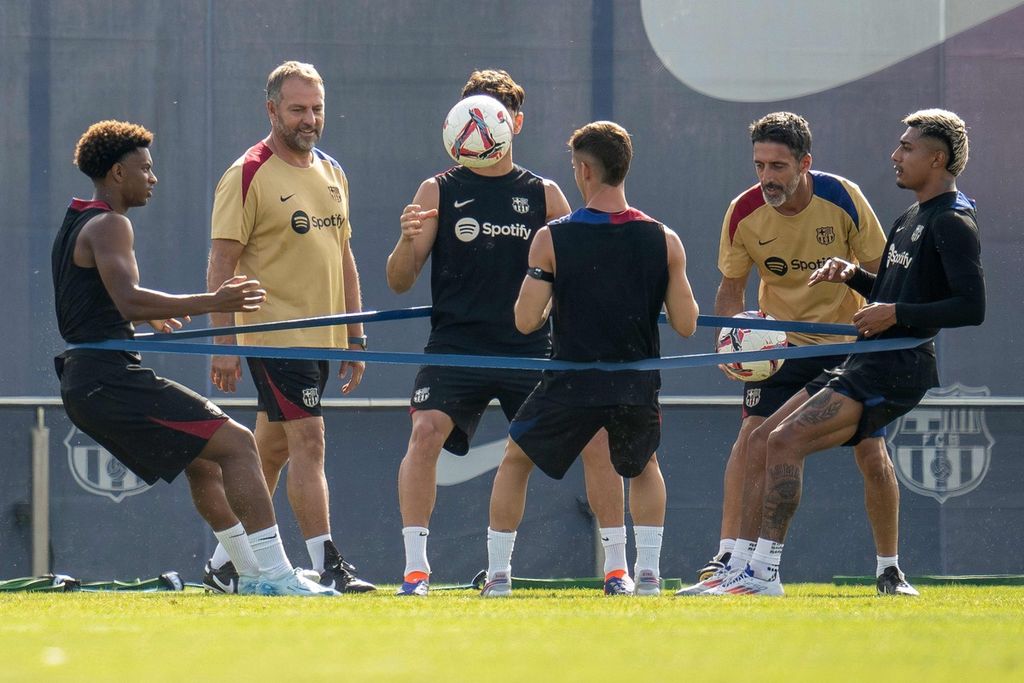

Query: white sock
403,526,431,578
305,533,332,573
633,526,664,577
487,527,516,578
730,538,757,570
213,523,258,578
877,554,899,577
748,537,783,581
210,541,232,570
718,538,736,559
249,525,293,580
599,526,628,577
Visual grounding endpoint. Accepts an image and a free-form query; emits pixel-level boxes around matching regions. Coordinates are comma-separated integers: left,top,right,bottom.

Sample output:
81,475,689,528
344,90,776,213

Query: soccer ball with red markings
442,95,514,168
716,311,787,382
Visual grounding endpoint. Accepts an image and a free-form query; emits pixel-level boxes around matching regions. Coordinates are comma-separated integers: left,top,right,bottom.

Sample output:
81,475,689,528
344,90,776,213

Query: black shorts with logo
247,358,329,422
56,350,229,485
508,390,661,480
805,349,932,446
741,350,848,418
410,365,541,455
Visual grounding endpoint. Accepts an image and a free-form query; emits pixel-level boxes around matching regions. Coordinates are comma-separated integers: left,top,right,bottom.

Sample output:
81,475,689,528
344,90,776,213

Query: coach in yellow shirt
203,61,374,594
680,112,913,596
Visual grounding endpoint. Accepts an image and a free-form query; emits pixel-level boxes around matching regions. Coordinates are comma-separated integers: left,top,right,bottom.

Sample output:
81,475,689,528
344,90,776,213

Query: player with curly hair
53,120,334,596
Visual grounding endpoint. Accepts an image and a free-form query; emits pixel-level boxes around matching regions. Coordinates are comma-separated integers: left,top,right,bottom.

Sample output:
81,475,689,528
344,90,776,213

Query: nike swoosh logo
419,532,428,536
642,2,1023,101
601,537,610,542
436,438,506,485
758,238,778,245
280,194,295,202
453,199,475,208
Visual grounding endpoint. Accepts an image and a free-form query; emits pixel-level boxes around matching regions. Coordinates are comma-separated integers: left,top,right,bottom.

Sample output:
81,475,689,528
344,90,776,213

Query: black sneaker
203,560,239,594
697,552,731,582
876,566,920,596
320,541,376,593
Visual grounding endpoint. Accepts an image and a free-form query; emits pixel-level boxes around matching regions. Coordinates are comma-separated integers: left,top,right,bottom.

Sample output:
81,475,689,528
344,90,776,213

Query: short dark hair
903,109,969,177
266,61,323,104
568,121,633,186
73,120,153,179
749,111,812,160
461,69,525,114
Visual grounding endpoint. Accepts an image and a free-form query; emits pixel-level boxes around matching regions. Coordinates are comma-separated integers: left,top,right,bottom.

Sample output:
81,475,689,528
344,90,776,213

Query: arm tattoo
795,390,842,427
762,463,802,541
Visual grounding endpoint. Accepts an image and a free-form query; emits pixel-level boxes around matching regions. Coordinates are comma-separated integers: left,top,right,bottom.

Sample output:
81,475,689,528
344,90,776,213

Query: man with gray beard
203,61,375,594
680,112,915,596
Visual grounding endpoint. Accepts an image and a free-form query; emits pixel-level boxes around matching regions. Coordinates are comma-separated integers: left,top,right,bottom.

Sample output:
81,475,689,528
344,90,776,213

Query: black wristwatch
348,335,368,350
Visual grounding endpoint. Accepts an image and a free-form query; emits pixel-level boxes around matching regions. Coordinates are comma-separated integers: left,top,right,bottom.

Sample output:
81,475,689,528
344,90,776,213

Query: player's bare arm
714,273,748,317
514,226,555,334
663,228,699,337
85,213,264,323
543,179,571,222
339,239,365,394
387,178,440,293
207,237,247,392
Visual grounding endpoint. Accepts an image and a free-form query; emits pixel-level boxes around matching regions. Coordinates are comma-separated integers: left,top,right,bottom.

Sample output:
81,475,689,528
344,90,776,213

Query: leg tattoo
796,390,842,427
763,463,802,541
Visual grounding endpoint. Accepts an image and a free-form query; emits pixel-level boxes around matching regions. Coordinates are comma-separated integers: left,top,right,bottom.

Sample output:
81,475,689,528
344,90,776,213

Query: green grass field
2,584,1022,682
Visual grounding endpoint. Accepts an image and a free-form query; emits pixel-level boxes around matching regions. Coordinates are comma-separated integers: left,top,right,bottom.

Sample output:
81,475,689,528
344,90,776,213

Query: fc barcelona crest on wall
64,427,151,503
886,384,993,504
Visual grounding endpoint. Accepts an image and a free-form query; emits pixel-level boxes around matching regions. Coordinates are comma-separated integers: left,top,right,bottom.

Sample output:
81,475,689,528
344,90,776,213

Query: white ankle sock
633,526,664,576
876,554,899,577
305,533,332,573
213,523,258,577
487,527,516,578
718,538,735,559
249,525,293,579
748,537,783,580
730,538,757,570
403,526,431,577
600,526,627,577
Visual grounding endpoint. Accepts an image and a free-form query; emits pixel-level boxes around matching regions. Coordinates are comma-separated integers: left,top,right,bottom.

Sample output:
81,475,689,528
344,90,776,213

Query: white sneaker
634,569,661,596
238,568,341,596
675,564,732,596
480,571,511,598
706,565,784,596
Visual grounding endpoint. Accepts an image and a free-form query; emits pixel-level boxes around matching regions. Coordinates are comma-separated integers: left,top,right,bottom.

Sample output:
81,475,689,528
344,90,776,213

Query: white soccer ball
442,95,514,168
716,311,787,382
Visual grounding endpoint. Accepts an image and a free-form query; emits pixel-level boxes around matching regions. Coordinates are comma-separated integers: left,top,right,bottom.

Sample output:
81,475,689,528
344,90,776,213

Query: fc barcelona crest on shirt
815,225,835,245
886,384,994,504
512,196,529,214
328,186,342,203
64,427,151,503
302,387,320,408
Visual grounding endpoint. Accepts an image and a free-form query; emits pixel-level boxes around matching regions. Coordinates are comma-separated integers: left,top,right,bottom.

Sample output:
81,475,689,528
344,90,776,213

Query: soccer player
204,61,375,593
680,112,908,594
53,120,334,596
715,109,985,595
481,121,700,597
388,70,663,596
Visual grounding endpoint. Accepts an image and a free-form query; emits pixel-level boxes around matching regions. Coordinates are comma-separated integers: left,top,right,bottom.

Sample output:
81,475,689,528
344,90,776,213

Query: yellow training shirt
211,142,352,348
718,171,886,346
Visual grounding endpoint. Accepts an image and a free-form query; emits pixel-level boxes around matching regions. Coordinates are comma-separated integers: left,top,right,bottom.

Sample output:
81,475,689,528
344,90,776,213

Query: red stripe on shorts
149,416,228,440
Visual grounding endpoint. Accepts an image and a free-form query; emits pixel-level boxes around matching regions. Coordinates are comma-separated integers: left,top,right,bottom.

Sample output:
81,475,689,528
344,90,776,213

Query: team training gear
211,141,354,349
238,568,340,597
319,541,376,593
202,560,239,594
603,574,635,596
634,569,661,596
708,566,785,596
718,171,887,346
480,571,512,598
876,566,920,596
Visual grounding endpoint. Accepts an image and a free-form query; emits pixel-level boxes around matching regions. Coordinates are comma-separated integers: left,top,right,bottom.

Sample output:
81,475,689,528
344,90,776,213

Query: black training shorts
248,358,329,421
509,390,661,480
410,365,542,455
57,352,228,485
741,350,848,418
805,350,932,446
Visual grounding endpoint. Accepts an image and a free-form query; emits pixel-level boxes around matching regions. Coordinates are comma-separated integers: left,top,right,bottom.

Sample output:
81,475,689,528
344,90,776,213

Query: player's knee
765,423,800,457
408,417,449,453
855,443,894,482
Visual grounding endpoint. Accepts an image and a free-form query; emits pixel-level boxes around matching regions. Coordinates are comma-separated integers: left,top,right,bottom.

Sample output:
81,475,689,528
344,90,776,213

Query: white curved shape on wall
641,0,1023,102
